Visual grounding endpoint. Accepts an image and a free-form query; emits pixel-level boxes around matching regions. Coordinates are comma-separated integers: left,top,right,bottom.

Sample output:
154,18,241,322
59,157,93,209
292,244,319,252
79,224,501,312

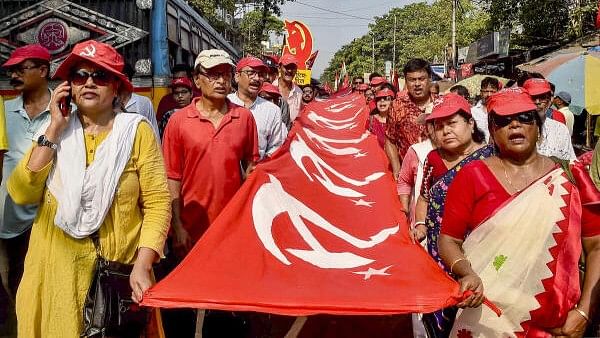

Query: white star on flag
353,265,393,280
352,199,375,207
353,152,367,158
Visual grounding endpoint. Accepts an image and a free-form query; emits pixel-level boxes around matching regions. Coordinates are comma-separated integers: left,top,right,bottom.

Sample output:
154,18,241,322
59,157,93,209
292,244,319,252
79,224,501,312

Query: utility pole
392,15,396,74
451,0,458,71
372,33,375,73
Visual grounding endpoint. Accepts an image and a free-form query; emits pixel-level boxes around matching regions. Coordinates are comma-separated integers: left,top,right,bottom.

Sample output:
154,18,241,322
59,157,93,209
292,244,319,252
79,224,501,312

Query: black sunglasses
491,111,536,128
70,69,114,86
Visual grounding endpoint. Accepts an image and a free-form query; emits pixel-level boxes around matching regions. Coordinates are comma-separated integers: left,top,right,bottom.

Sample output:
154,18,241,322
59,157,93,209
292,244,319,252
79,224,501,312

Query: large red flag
142,93,466,315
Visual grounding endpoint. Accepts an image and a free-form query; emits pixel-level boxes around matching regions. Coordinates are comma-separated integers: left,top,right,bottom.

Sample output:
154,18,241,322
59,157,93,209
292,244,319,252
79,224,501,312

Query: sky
278,0,419,78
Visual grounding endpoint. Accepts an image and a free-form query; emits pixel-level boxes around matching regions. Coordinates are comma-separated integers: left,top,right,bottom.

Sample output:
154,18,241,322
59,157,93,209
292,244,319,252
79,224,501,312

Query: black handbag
81,233,148,338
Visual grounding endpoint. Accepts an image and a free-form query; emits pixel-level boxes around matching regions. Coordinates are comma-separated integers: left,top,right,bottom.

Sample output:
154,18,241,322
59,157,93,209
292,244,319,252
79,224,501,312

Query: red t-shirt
162,98,259,242
442,160,600,239
157,86,201,121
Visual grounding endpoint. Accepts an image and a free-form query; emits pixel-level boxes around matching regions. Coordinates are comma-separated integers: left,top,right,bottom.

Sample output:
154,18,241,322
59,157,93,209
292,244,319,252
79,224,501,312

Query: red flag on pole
142,93,468,315
306,50,319,70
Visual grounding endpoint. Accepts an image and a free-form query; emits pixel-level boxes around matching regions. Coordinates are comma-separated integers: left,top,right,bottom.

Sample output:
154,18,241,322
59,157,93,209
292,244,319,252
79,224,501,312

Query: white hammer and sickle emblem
79,45,96,57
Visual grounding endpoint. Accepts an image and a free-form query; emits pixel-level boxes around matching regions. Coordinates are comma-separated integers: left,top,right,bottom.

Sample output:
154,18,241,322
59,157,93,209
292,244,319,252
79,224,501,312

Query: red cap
2,44,50,68
236,56,268,72
279,54,299,66
170,77,193,90
53,40,132,92
487,87,538,116
260,82,281,97
370,77,387,86
357,83,369,91
523,78,551,96
426,93,471,121
375,88,395,99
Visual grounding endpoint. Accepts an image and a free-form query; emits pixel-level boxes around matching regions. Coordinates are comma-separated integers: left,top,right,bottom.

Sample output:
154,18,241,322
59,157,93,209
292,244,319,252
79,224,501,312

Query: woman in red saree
439,88,600,337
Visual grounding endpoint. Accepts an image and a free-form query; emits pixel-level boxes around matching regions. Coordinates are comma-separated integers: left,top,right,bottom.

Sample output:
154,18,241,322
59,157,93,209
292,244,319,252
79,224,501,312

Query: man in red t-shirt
162,50,259,257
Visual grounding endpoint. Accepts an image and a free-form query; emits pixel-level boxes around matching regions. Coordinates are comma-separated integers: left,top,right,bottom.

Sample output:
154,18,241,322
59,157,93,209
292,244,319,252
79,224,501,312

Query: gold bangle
450,257,469,274
574,306,590,322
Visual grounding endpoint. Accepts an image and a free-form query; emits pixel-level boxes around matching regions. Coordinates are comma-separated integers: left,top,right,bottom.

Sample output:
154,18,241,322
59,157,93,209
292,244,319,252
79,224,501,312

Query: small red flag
596,0,600,29
142,94,466,316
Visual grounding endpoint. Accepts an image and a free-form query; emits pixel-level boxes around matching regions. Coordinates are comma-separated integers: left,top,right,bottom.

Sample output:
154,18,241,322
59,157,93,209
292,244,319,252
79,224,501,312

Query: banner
282,20,316,70
141,93,471,316
294,69,312,86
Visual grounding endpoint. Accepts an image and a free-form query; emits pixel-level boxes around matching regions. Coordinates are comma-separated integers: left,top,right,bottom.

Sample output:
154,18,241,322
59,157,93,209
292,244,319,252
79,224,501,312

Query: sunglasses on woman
70,69,114,86
491,111,536,128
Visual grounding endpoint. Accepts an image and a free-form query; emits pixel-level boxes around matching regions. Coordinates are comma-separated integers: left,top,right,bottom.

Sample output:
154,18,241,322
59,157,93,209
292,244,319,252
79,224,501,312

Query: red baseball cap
487,87,538,116
370,77,387,86
53,40,133,92
2,44,50,68
236,56,268,72
260,82,281,97
279,54,299,66
357,83,369,91
171,77,193,90
375,88,395,99
426,93,471,121
522,78,551,96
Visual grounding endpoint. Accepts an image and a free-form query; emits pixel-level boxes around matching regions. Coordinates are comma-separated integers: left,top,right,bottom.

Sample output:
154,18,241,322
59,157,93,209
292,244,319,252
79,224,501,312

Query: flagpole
393,15,397,73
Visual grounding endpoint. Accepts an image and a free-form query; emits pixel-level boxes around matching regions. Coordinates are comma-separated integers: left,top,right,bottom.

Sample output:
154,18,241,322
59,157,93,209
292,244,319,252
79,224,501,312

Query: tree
188,0,237,32
321,0,490,84
239,10,285,55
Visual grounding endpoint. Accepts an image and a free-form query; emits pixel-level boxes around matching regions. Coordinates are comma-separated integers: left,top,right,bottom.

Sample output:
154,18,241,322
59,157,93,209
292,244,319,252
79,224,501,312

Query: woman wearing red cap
439,88,600,337
7,40,170,337
367,88,395,149
410,93,492,337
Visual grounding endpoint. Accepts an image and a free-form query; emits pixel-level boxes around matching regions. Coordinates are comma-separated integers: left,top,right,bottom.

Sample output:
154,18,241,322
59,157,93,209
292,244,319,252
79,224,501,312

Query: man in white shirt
274,54,302,123
522,81,576,161
229,57,287,159
553,91,575,136
471,77,501,142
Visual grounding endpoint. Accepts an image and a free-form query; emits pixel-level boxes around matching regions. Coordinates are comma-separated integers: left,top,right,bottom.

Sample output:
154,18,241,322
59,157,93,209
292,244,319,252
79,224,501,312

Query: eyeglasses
375,96,393,102
6,64,41,76
198,70,231,82
491,111,536,128
70,70,114,86
239,69,266,79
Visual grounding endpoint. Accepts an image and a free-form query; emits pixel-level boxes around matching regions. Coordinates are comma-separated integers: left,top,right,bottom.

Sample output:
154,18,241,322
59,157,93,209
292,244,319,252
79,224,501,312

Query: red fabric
162,98,259,242
426,93,471,121
596,0,600,29
487,88,537,116
551,109,566,124
441,161,510,239
143,93,466,315
523,78,552,96
420,150,448,199
236,56,268,72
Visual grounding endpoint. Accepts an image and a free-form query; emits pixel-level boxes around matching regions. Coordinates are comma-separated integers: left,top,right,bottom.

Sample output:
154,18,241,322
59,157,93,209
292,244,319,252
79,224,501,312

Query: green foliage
321,0,490,84
476,0,598,46
188,0,237,32
239,10,284,55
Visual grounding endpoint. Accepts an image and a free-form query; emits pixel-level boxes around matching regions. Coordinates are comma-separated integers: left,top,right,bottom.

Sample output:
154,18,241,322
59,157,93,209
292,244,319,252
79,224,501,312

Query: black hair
402,58,431,77
173,63,192,77
549,82,555,94
352,76,364,82
450,84,470,100
369,72,382,81
123,63,135,80
480,77,500,90
459,111,485,143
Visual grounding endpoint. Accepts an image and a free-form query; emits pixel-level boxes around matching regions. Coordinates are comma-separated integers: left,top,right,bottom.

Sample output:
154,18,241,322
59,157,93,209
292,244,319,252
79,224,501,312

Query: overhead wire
292,1,373,21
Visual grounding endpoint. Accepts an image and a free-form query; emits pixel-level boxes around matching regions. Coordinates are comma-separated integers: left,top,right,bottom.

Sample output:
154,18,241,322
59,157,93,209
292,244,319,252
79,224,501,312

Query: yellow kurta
7,121,170,338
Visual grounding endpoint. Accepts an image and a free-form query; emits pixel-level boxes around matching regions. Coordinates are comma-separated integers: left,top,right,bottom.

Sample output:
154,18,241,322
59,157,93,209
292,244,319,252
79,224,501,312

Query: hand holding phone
59,86,72,117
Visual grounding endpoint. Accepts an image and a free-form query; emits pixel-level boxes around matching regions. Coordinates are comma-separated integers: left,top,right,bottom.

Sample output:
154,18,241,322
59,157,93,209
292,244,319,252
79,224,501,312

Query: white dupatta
47,112,145,239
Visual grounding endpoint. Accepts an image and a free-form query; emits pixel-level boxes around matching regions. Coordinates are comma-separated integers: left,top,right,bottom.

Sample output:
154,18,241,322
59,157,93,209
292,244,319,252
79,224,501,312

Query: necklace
499,156,544,192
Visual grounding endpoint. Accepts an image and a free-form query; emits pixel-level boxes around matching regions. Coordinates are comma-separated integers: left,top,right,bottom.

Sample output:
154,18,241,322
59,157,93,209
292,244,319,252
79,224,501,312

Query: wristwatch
37,135,58,150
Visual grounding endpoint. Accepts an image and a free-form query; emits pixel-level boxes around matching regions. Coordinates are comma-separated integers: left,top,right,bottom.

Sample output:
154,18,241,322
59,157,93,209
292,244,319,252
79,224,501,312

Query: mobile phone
59,85,72,117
